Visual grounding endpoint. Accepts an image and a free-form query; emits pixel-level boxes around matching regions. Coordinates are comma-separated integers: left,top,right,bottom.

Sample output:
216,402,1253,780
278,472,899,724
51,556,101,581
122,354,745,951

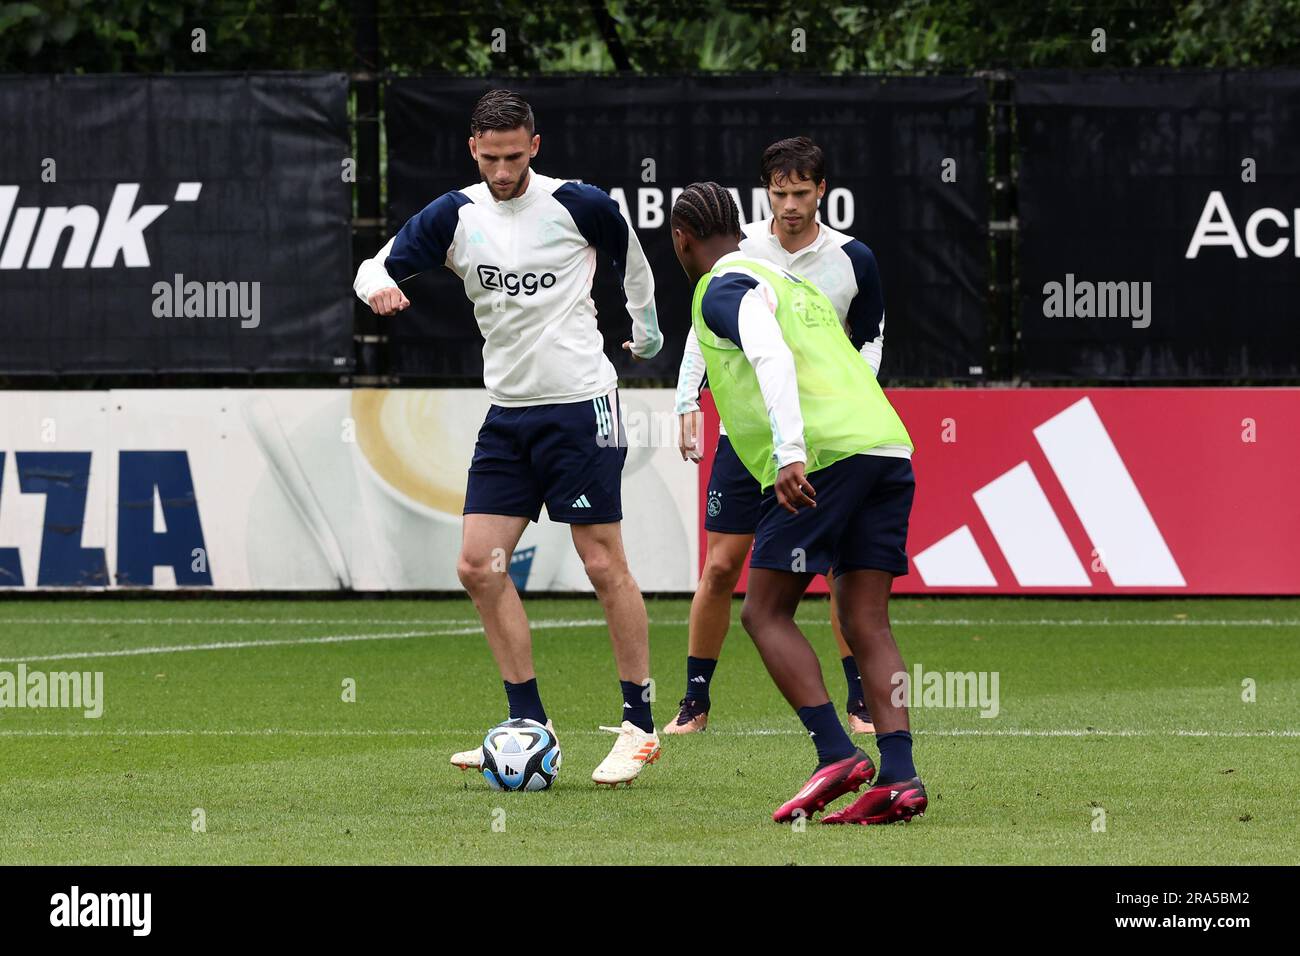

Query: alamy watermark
891,665,1000,718
152,273,260,329
1042,273,1151,329
50,886,150,936
596,408,681,449
0,665,104,718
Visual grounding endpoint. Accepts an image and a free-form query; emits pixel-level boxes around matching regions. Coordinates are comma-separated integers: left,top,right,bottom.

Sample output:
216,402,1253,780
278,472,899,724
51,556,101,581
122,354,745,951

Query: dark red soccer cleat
773,749,876,823
820,776,928,825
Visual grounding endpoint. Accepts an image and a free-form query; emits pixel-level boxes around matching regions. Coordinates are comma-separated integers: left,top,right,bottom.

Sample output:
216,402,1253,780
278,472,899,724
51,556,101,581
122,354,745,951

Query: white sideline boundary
0,615,1296,628
1,612,1297,664
0,727,1295,739
0,619,607,664
0,617,491,627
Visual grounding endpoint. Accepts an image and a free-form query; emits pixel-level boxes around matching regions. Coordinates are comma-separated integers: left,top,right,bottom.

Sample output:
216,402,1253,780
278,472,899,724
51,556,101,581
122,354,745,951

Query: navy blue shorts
464,390,626,524
750,454,915,577
704,435,765,535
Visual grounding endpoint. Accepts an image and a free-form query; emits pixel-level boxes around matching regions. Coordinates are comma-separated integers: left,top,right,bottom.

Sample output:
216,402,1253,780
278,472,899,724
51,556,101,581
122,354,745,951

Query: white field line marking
0,728,1295,739
0,616,1297,628
0,619,606,664
791,616,1300,630
0,617,491,627
1,614,1294,664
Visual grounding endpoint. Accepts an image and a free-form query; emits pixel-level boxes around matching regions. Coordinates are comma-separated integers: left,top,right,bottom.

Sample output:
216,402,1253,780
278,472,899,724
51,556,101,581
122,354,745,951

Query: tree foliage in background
2,0,1300,73
0,0,351,72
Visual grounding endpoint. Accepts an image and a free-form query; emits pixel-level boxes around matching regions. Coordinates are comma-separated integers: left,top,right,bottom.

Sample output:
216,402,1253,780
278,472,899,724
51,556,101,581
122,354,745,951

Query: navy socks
503,677,547,725
685,656,718,708
841,655,864,709
875,730,917,785
797,702,857,766
620,679,654,733
505,678,658,734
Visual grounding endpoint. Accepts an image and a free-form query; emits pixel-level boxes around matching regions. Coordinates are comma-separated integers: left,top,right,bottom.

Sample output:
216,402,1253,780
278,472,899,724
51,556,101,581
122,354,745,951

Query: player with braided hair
667,141,898,739
671,182,744,244
668,182,927,825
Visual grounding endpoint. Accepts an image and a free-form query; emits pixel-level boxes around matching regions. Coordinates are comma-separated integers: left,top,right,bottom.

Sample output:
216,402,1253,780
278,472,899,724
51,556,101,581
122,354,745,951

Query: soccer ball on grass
481,718,561,791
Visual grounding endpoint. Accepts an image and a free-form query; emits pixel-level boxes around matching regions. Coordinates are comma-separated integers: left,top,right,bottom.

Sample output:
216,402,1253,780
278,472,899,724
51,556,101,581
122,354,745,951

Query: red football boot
820,776,928,825
773,749,876,823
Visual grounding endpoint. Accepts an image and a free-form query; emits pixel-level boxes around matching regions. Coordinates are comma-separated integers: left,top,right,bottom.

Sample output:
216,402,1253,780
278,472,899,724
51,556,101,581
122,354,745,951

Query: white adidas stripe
975,461,1090,586
915,397,1185,589
1035,398,1185,586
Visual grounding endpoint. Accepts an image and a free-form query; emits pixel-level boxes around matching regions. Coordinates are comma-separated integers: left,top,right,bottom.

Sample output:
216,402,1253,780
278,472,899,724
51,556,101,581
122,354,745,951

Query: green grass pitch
0,596,1295,865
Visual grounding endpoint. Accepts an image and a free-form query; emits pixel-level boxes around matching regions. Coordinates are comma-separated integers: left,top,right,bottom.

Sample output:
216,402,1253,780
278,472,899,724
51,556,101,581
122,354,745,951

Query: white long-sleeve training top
355,170,661,407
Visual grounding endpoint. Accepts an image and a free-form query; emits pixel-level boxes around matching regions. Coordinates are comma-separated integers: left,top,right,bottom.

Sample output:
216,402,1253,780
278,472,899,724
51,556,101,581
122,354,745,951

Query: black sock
503,678,547,725
620,680,654,733
796,702,856,766
685,656,717,708
875,730,917,785
841,655,864,710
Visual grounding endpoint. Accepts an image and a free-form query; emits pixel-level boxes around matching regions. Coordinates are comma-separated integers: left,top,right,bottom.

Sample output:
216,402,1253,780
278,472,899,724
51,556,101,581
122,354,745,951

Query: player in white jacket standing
354,90,664,786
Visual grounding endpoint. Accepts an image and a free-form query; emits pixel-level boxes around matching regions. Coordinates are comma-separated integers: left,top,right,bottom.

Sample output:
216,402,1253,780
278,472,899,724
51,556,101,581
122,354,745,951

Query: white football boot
451,719,556,771
591,721,661,787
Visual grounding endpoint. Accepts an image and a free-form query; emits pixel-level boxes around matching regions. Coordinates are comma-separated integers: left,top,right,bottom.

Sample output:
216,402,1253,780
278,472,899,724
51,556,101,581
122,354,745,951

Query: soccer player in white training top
354,90,664,786
666,136,904,736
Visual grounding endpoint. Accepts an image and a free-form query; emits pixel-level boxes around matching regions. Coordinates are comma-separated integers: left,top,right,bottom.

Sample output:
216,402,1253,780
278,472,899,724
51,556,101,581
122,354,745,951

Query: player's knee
579,546,621,588
738,598,766,637
582,541,611,580
700,554,744,593
456,554,504,594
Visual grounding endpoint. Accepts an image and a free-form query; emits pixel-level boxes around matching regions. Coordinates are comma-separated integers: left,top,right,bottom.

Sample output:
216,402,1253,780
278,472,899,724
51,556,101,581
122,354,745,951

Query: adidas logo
571,494,592,509
633,742,657,761
793,777,827,800
0,182,201,269
913,398,1185,588
690,675,708,683
891,790,900,799
591,395,614,440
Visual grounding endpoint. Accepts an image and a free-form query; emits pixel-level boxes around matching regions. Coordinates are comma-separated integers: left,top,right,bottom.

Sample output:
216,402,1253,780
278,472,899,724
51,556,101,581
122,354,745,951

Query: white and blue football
481,718,561,791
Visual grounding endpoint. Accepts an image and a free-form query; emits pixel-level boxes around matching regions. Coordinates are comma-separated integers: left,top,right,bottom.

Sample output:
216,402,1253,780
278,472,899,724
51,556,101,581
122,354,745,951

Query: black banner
0,74,354,376
1016,70,1300,380
0,865,1276,938
385,75,989,383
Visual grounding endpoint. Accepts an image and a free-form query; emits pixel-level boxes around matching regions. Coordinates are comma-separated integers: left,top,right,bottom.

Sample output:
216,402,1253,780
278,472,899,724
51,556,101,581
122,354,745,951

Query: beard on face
485,164,530,201
778,211,810,233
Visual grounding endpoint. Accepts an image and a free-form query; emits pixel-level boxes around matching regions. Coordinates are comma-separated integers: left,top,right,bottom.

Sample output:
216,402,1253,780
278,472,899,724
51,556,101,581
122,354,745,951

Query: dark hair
759,136,825,187
671,182,742,240
470,89,535,137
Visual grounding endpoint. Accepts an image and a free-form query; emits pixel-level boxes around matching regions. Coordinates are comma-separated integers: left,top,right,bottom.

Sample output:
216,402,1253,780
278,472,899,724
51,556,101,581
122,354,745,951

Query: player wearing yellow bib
667,137,898,737
669,182,928,825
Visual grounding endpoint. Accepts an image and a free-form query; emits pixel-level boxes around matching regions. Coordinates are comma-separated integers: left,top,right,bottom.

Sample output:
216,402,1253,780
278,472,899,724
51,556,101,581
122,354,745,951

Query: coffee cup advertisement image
0,389,698,591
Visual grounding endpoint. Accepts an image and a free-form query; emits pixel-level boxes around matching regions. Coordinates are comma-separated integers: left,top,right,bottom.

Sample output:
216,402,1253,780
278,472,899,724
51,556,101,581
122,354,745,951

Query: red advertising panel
698,389,1300,595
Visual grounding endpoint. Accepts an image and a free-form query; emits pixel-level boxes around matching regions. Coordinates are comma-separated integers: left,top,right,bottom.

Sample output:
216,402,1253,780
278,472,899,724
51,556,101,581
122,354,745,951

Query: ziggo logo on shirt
477,264,557,296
